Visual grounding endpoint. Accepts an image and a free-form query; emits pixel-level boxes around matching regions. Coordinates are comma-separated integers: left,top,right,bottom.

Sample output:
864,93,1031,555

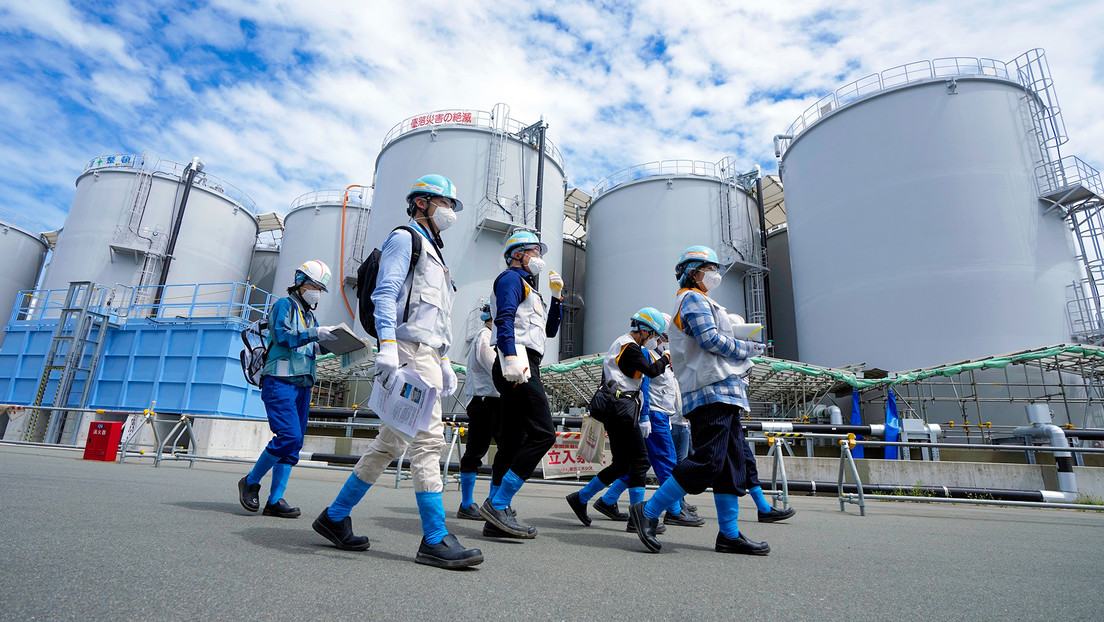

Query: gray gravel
1,444,1102,621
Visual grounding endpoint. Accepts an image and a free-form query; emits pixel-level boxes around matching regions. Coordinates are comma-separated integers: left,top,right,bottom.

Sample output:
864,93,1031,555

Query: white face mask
525,255,546,276
432,206,457,231
701,270,722,292
645,337,659,350
302,289,321,309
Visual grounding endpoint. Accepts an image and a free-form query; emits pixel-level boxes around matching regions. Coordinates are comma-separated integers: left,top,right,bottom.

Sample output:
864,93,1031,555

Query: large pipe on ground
1014,404,1077,498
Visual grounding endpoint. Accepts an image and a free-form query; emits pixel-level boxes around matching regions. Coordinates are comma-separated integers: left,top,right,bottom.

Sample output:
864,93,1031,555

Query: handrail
781,54,1020,154
0,206,48,237
290,189,371,211
81,154,258,215
379,107,565,169
591,159,732,200
1037,155,1104,198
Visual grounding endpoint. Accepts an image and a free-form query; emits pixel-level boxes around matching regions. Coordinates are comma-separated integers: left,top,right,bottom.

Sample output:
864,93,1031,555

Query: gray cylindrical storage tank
583,160,764,354
780,52,1081,370
369,104,567,362
765,225,798,361
247,245,280,308
559,237,586,359
40,155,258,305
275,190,371,332
0,209,49,334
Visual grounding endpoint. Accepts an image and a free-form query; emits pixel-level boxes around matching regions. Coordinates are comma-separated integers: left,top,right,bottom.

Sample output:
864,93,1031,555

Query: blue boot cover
327,473,371,522
628,486,646,506
749,486,772,513
416,491,448,545
487,484,500,503
578,476,608,503
460,472,477,508
246,449,280,486
268,463,291,504
669,500,683,515
714,493,741,539
644,478,687,519
490,470,525,510
600,478,628,505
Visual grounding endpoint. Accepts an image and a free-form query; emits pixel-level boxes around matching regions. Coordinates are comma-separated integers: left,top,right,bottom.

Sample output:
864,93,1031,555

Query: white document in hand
367,368,438,441
731,323,763,341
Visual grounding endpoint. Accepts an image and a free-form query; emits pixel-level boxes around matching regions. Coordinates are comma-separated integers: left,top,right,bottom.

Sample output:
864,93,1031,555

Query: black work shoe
481,521,526,538
684,502,698,513
593,497,629,521
628,502,662,552
456,503,483,521
758,507,796,523
626,516,666,534
312,508,370,551
238,476,261,512
262,498,301,518
478,498,536,539
664,509,705,527
566,492,592,526
416,534,484,569
715,532,770,555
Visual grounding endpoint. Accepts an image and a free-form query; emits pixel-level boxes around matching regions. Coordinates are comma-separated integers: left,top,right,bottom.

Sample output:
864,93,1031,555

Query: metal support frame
838,440,866,516
766,437,791,510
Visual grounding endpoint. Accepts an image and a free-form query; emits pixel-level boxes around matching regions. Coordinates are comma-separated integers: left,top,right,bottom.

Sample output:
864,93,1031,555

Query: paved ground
1,444,1102,621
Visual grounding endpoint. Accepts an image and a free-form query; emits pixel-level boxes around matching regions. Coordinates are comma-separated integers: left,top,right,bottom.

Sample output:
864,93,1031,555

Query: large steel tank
246,245,280,309
583,159,764,354
369,104,567,362
559,237,586,359
779,52,1081,370
0,209,49,335
275,190,371,331
40,155,258,302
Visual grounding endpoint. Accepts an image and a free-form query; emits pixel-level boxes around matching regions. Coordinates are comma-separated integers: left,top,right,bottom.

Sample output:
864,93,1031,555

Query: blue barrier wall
0,322,265,419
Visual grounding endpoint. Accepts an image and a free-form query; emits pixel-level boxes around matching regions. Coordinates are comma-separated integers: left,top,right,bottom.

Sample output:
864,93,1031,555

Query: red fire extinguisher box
83,421,124,462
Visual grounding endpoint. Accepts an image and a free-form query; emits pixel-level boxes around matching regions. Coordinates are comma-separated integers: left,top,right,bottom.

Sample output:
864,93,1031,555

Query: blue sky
2,0,1102,230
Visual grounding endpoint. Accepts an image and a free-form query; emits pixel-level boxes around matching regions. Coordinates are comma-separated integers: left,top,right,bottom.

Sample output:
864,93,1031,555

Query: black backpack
356,225,423,340
239,319,269,387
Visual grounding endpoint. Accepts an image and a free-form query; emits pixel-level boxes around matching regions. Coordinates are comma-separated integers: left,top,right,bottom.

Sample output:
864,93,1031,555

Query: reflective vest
263,296,317,380
393,226,453,350
490,276,550,356
602,333,644,393
646,349,680,415
464,325,499,399
669,289,753,393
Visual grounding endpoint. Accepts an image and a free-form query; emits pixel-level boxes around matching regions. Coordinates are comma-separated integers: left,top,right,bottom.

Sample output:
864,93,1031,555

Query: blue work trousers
617,408,677,487
260,375,311,465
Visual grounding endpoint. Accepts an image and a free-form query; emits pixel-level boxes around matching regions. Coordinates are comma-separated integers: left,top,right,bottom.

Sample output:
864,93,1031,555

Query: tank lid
0,206,48,240
81,153,258,215
289,189,371,213
591,158,738,200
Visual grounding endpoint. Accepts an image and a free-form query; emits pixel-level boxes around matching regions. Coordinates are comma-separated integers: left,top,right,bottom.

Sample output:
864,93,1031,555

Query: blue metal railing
7,282,276,329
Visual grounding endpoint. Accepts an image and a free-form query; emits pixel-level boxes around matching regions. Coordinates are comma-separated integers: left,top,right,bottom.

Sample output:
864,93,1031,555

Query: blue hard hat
504,230,548,259
631,307,666,334
675,245,720,279
406,174,463,212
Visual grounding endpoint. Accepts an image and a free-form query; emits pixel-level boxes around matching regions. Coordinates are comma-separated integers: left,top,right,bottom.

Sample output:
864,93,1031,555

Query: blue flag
850,390,864,458
885,389,900,460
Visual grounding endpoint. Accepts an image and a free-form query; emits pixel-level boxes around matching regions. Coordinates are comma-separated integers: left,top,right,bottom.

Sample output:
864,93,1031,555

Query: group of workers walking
235,173,793,570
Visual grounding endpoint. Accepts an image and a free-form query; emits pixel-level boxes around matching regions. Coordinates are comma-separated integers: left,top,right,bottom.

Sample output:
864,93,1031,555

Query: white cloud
0,0,1101,234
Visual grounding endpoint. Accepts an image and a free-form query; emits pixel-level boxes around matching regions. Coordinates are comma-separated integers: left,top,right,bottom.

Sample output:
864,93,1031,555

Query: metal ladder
23,282,113,444
346,202,372,283
479,103,510,225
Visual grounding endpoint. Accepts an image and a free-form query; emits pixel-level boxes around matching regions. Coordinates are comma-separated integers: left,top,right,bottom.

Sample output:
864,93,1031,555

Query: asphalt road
1,444,1102,621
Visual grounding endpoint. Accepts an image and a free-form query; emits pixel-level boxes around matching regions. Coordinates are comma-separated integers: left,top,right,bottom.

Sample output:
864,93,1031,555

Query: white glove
548,270,564,298
657,341,670,356
638,418,652,438
440,357,458,396
316,325,339,342
749,341,767,357
374,340,400,386
503,354,531,384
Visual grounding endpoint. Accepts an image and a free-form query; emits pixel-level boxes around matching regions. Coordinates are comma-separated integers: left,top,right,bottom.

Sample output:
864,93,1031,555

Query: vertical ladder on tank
744,269,768,328
23,282,113,444
122,161,155,234
478,103,510,228
346,203,372,283
1010,49,1068,190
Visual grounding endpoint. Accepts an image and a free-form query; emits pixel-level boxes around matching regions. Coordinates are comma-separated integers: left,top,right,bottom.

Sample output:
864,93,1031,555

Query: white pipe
828,405,842,425
773,134,793,158
1012,422,1077,494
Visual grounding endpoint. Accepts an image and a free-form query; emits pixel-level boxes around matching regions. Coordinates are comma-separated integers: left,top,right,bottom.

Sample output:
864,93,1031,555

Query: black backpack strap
394,225,424,324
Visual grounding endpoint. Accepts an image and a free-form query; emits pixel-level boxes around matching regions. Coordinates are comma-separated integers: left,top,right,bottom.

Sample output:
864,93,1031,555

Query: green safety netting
323,344,1104,392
